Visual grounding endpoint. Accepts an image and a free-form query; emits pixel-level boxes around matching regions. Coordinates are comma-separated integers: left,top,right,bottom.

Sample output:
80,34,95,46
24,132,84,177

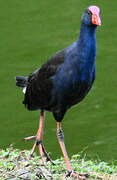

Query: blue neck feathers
77,23,97,66
79,23,97,42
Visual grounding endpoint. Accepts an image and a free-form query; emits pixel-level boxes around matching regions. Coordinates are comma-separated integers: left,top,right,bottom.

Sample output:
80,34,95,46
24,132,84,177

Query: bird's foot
39,143,55,165
23,135,55,165
65,171,89,179
40,153,55,166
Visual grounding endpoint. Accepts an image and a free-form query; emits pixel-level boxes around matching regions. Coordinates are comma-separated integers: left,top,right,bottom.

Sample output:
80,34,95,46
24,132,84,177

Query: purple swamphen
16,5,101,179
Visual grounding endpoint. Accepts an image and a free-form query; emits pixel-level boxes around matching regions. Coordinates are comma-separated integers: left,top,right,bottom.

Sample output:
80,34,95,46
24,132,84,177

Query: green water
0,0,117,161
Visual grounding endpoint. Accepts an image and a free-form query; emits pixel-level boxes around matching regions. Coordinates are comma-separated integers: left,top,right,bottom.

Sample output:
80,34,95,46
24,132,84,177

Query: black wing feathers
23,50,65,111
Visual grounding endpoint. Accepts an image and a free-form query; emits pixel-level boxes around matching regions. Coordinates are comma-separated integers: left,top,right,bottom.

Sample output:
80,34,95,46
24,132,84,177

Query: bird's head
81,5,101,26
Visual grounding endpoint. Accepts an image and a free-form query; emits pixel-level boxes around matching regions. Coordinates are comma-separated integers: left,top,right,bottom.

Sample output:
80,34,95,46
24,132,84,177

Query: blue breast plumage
52,25,96,107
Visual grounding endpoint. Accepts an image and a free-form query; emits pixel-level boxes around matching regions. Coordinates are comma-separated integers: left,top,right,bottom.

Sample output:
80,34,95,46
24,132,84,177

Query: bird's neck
77,23,97,68
79,23,97,43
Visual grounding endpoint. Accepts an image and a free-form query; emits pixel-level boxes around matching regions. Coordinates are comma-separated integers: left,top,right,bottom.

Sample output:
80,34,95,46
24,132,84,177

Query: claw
65,171,89,179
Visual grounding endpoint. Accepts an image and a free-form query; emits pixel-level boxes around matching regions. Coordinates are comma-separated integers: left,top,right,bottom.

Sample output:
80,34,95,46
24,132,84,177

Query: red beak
92,14,101,26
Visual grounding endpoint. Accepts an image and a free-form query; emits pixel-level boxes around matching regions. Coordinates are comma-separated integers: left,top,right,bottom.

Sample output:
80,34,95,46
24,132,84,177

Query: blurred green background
0,0,117,161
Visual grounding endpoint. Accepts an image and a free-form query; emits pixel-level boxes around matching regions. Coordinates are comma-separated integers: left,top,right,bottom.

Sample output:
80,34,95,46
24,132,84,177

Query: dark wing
23,50,65,111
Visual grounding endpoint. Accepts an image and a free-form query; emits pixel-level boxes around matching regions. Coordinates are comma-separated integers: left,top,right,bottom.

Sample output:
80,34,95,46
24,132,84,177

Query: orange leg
24,110,53,165
56,122,88,179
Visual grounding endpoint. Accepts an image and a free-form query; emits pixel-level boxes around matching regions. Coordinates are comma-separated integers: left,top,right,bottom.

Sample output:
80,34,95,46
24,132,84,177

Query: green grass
0,0,117,161
0,147,117,180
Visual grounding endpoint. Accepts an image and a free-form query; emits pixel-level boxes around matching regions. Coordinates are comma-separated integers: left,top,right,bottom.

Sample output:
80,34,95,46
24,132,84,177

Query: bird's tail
16,76,28,88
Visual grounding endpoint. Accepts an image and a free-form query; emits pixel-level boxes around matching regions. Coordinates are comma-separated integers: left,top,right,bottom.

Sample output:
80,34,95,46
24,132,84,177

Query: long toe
66,171,89,180
24,136,36,141
38,144,55,165
73,172,89,180
79,173,89,178
44,154,55,165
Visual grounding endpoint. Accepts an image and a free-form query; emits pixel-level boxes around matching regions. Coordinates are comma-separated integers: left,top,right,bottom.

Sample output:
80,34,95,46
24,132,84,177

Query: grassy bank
0,147,117,180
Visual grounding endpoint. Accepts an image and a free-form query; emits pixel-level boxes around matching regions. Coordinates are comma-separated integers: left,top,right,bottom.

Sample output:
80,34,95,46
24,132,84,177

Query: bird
16,5,101,179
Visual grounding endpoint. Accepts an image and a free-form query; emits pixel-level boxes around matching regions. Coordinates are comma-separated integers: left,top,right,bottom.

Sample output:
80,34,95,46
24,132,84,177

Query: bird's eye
87,10,91,15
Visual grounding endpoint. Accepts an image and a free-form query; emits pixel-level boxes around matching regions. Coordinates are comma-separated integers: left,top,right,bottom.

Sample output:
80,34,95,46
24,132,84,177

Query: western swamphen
16,5,101,179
